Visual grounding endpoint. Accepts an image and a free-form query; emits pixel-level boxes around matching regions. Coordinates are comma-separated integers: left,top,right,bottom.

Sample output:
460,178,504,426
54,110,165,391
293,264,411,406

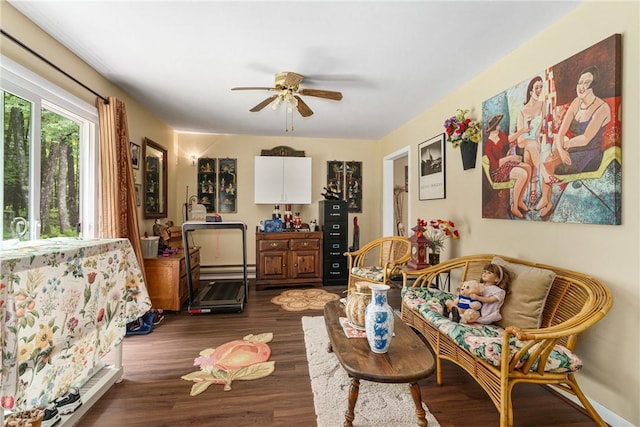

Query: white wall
380,2,639,425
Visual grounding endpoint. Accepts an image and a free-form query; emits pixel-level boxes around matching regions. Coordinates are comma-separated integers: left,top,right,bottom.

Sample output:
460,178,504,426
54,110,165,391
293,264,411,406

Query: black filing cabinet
319,200,348,285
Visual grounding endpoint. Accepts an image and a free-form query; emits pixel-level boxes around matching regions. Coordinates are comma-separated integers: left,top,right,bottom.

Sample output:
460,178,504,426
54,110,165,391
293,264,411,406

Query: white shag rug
302,316,440,427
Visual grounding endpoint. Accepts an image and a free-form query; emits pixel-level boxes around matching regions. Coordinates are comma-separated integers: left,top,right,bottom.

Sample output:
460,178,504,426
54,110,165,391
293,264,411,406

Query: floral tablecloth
0,238,151,411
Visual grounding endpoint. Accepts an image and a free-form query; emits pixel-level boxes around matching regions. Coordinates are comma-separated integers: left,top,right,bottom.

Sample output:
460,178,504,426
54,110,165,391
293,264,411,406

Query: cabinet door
290,249,321,279
282,157,311,204
257,250,288,280
254,156,284,204
254,156,311,204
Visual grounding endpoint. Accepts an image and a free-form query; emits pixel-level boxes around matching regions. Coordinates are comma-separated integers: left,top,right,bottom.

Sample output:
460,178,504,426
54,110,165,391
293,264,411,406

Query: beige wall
175,133,379,267
4,0,638,424
380,2,639,425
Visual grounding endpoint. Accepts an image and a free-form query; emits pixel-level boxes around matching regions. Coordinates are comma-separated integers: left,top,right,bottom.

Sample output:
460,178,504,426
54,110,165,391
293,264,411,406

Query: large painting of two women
481,34,621,225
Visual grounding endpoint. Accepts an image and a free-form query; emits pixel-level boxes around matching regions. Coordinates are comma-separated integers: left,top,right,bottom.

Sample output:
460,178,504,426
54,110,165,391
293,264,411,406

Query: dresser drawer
179,249,201,278
258,239,289,251
290,238,320,251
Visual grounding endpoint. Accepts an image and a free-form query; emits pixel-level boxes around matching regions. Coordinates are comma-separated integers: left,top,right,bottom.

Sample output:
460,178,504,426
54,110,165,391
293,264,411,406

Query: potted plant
444,109,482,169
417,218,460,264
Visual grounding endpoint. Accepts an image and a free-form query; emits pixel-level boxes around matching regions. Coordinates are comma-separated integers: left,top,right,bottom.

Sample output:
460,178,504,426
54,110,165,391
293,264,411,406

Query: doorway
382,146,411,237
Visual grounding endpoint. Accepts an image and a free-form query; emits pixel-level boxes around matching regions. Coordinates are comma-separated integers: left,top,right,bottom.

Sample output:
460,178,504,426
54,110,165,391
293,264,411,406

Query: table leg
409,382,428,426
344,377,360,427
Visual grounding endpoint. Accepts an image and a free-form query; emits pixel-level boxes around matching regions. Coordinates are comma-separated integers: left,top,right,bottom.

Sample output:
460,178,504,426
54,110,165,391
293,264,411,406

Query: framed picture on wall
326,160,345,199
481,34,621,224
130,141,140,170
218,158,237,213
418,133,446,200
345,161,362,212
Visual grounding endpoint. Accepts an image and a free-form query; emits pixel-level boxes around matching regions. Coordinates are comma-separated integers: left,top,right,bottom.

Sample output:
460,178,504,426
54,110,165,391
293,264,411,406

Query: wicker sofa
400,254,612,427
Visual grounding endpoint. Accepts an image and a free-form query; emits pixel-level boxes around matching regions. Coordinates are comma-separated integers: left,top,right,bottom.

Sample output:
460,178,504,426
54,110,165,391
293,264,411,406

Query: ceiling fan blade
250,95,278,112
283,72,304,88
294,96,313,117
298,88,343,101
231,87,276,91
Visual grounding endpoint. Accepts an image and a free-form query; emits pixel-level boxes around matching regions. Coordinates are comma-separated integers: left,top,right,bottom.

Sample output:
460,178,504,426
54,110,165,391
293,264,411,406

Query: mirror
143,138,168,219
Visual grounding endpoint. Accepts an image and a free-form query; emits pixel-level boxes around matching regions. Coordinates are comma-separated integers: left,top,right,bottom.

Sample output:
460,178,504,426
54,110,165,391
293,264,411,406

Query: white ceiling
9,1,581,140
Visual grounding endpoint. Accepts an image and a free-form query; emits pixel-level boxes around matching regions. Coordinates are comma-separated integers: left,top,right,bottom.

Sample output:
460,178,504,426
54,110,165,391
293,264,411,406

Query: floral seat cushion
351,266,385,282
402,287,582,373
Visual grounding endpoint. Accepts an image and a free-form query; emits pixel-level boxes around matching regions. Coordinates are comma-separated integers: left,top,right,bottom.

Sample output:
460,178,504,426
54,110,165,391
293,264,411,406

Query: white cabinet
254,156,312,204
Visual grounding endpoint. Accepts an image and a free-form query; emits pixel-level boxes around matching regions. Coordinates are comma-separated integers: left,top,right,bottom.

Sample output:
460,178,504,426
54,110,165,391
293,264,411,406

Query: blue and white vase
365,284,394,353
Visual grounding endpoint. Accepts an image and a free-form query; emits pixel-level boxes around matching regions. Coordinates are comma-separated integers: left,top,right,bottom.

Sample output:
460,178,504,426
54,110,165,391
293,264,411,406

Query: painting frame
197,158,217,213
130,141,140,170
481,34,621,224
418,133,446,200
345,161,362,213
217,158,237,213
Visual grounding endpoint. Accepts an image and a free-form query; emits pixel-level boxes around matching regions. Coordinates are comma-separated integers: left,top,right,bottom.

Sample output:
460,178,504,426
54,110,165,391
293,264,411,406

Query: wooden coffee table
323,299,435,427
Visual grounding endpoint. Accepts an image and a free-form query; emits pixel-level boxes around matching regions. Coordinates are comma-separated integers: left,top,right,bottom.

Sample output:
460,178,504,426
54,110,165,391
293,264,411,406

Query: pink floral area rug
181,333,275,395
270,288,340,311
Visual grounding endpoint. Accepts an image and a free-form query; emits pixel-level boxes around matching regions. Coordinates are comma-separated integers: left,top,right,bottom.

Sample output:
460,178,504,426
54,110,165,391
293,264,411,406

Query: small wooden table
323,299,435,427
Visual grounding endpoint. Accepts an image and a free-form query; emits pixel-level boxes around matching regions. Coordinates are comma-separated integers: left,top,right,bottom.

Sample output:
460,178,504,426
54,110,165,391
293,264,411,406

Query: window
1,56,99,242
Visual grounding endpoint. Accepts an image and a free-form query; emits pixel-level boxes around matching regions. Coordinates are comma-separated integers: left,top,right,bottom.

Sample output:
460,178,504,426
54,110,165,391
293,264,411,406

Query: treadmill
182,220,248,314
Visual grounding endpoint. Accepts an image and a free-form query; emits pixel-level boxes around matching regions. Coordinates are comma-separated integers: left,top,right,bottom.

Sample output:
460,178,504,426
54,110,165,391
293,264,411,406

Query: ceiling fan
231,71,343,118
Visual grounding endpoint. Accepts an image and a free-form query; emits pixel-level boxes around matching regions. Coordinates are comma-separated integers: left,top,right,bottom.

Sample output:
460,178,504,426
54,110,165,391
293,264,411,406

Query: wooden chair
344,236,411,293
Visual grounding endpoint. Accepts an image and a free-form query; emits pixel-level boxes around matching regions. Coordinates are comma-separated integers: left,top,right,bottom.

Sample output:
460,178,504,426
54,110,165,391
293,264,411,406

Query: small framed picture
418,133,446,200
135,184,142,207
130,141,140,170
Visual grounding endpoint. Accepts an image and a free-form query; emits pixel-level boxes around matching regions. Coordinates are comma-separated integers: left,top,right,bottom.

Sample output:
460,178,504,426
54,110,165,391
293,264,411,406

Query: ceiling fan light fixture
271,96,282,110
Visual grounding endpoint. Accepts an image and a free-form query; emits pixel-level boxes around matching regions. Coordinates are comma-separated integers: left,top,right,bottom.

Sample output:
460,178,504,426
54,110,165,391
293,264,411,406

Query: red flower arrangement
417,218,460,252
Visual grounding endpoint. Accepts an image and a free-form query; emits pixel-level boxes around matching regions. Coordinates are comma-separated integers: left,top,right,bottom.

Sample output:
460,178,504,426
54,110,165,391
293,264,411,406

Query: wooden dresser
255,232,323,290
143,247,200,311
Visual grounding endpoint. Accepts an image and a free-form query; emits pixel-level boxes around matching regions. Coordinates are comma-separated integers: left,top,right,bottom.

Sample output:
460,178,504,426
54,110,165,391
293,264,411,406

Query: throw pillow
492,256,556,329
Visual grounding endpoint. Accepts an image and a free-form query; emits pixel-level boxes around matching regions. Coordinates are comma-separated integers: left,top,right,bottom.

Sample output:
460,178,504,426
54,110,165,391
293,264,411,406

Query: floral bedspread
402,287,582,373
0,238,151,410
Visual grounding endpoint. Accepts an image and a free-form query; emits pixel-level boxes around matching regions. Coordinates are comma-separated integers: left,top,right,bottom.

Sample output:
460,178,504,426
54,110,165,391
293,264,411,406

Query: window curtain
96,96,146,282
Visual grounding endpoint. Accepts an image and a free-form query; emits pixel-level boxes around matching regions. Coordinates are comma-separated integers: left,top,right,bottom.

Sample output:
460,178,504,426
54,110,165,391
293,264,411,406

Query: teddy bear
443,280,486,324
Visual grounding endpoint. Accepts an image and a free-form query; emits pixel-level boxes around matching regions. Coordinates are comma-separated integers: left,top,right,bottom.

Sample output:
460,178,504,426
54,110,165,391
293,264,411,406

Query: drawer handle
303,242,308,246
270,243,278,247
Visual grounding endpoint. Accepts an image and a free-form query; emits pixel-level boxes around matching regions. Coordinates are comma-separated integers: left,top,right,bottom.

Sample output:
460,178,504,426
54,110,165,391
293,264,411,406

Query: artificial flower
444,109,482,148
417,218,460,252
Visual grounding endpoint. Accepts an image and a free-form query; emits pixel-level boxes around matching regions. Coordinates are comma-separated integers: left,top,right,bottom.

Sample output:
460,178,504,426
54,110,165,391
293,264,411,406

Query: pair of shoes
126,312,155,336
54,388,82,415
42,403,61,427
150,310,165,326
451,307,461,323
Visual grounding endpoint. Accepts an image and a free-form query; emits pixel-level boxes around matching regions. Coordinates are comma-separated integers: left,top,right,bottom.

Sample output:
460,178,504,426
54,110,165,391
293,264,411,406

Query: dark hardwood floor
79,281,600,426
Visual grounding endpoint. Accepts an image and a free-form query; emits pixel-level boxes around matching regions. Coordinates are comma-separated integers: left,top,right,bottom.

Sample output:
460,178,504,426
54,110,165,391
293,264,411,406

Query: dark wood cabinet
319,200,348,284
255,232,323,290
